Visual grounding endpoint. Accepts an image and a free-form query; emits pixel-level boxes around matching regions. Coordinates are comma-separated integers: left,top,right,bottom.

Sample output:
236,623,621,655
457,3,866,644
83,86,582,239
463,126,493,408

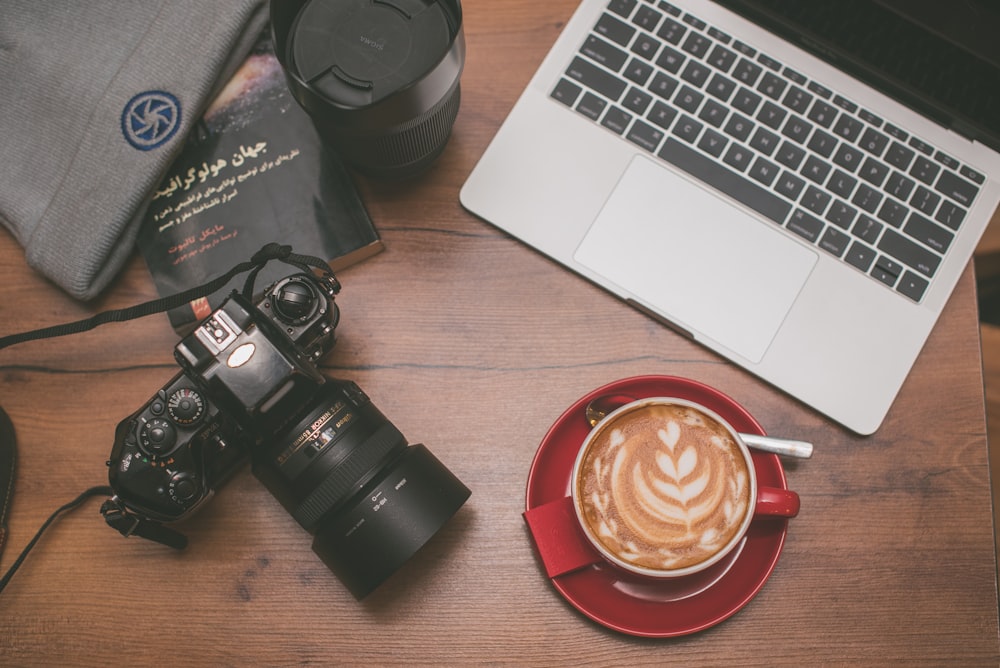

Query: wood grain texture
1,1,997,664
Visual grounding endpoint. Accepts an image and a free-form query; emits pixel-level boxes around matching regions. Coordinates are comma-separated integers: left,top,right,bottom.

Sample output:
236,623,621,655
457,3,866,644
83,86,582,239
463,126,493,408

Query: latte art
576,403,751,572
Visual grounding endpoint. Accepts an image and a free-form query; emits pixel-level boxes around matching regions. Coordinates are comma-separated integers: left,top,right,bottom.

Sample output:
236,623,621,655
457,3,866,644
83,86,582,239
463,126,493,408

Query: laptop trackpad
574,157,817,363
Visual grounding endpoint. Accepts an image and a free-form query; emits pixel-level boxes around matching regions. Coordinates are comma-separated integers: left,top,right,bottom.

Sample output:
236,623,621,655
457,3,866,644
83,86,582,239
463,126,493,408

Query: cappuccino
574,400,752,574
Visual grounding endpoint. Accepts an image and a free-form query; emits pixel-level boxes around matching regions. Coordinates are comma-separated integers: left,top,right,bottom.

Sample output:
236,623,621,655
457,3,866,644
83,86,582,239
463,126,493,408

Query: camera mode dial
270,277,318,324
168,472,200,505
139,418,177,457
167,388,205,425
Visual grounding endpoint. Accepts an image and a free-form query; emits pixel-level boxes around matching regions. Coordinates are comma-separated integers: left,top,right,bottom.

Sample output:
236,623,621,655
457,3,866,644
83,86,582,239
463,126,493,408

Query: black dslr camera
101,270,470,599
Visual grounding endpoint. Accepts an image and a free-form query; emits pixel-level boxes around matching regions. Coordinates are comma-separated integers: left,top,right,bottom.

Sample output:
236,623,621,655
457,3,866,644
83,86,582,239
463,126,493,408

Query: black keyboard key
622,86,653,114
897,271,929,302
935,169,979,207
776,170,806,200
657,137,793,224
885,142,915,170
567,56,628,101
828,170,857,199
833,95,859,114
647,100,678,129
632,33,663,61
576,92,607,120
910,155,940,185
732,58,763,86
723,112,754,141
859,127,889,157
682,13,707,30
832,115,863,142
582,36,629,71
905,211,953,254
885,172,915,201
826,200,857,229
723,143,753,172
657,17,687,44
708,27,732,44
781,116,813,145
782,86,813,114
633,4,663,31
659,2,682,17
757,100,787,130
748,156,780,186
876,199,906,227
707,44,737,72
551,79,582,107
859,109,883,127
801,155,831,185
846,241,876,272
859,157,890,187
783,66,806,86
698,98,729,127
601,106,633,134
961,165,986,185
884,123,908,141
852,183,882,213
649,72,679,100
833,144,864,172
681,32,712,58
853,215,883,244
808,81,833,99
807,129,838,158
758,52,781,71
595,12,636,47
758,72,787,99
749,126,780,155
706,73,737,101
775,141,806,170
627,119,666,152
624,58,654,85
934,150,959,171
681,60,712,87
733,87,762,115
819,226,851,257
878,228,941,277
911,185,940,216
698,127,729,157
733,40,756,56
935,201,966,231
909,136,933,155
675,85,704,112
672,114,704,143
807,99,838,128
874,255,903,283
801,185,832,215
656,45,686,73
788,209,825,242
608,0,638,19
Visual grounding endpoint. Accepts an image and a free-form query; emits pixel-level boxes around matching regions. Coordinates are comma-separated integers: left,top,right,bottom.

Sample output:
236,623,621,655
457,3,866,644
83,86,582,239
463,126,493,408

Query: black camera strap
0,243,333,594
0,242,331,351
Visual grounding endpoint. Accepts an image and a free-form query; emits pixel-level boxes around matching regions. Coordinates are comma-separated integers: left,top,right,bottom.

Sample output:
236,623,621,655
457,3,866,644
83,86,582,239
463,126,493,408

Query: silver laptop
461,0,1000,434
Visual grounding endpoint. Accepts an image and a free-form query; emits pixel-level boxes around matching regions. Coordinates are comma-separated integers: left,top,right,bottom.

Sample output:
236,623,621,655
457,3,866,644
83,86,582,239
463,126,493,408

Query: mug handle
754,486,800,518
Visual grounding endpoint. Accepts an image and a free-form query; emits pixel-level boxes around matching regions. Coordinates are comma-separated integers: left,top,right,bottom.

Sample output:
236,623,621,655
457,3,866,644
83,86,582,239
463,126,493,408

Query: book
136,30,383,334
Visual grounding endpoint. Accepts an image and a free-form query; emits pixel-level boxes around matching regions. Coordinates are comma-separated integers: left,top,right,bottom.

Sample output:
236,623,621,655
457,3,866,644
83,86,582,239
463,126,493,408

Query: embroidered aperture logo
121,90,181,151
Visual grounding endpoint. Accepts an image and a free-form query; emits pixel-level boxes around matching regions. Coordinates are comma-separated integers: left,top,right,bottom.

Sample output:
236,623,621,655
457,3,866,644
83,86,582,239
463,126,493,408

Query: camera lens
251,378,470,598
271,0,465,178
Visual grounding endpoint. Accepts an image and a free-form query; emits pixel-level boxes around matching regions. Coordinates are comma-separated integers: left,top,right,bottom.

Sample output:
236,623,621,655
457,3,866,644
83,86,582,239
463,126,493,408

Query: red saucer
524,375,790,637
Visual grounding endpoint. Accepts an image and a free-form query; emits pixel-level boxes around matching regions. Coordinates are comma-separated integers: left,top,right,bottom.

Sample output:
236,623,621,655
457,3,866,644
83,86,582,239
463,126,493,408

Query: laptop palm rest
574,157,817,363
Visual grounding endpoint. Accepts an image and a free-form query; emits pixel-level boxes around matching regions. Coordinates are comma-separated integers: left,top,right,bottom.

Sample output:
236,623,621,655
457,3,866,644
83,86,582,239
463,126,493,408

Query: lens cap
291,0,452,109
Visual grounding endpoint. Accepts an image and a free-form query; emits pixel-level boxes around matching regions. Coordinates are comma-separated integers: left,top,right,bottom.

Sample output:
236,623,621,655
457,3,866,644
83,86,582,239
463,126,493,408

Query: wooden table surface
1,1,998,664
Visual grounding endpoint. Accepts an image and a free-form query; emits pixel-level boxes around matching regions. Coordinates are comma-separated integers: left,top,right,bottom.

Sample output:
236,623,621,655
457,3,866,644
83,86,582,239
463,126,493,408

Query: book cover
136,30,383,334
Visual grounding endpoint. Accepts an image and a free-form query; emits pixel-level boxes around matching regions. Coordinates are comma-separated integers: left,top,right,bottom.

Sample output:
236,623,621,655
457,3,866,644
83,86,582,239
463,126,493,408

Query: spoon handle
739,433,813,459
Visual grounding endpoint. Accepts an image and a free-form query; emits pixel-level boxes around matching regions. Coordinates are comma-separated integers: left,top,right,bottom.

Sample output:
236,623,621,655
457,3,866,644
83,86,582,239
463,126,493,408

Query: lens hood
271,0,465,178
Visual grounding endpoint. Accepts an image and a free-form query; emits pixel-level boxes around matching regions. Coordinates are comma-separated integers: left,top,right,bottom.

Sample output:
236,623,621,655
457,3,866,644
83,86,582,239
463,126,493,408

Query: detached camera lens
271,0,466,178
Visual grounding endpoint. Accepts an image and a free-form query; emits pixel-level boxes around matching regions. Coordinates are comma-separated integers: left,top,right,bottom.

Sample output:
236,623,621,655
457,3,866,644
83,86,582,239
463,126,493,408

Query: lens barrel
271,0,465,178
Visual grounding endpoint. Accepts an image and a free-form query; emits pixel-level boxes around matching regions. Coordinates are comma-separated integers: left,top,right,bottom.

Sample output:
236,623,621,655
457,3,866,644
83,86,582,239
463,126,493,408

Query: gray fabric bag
0,0,268,300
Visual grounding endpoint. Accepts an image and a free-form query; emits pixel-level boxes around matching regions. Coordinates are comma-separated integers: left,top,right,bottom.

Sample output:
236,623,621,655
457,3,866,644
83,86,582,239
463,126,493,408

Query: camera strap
0,243,334,594
0,242,332,351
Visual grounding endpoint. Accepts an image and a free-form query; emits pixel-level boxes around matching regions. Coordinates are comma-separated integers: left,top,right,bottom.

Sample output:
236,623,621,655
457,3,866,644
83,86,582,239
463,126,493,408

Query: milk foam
577,403,751,571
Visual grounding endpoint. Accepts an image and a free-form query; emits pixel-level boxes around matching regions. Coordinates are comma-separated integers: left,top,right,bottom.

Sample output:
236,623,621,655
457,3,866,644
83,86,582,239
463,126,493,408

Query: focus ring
292,422,405,530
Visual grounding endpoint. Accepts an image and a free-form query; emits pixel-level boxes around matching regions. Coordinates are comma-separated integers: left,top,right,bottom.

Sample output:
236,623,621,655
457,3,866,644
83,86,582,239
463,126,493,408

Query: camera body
103,271,469,599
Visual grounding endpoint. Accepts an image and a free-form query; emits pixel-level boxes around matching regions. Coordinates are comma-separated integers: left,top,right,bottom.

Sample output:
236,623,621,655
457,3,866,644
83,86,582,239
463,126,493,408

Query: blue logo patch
121,90,181,151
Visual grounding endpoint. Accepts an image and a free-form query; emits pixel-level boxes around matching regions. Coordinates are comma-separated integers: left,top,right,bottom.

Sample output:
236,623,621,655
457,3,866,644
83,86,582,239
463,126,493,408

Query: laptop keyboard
549,0,986,303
